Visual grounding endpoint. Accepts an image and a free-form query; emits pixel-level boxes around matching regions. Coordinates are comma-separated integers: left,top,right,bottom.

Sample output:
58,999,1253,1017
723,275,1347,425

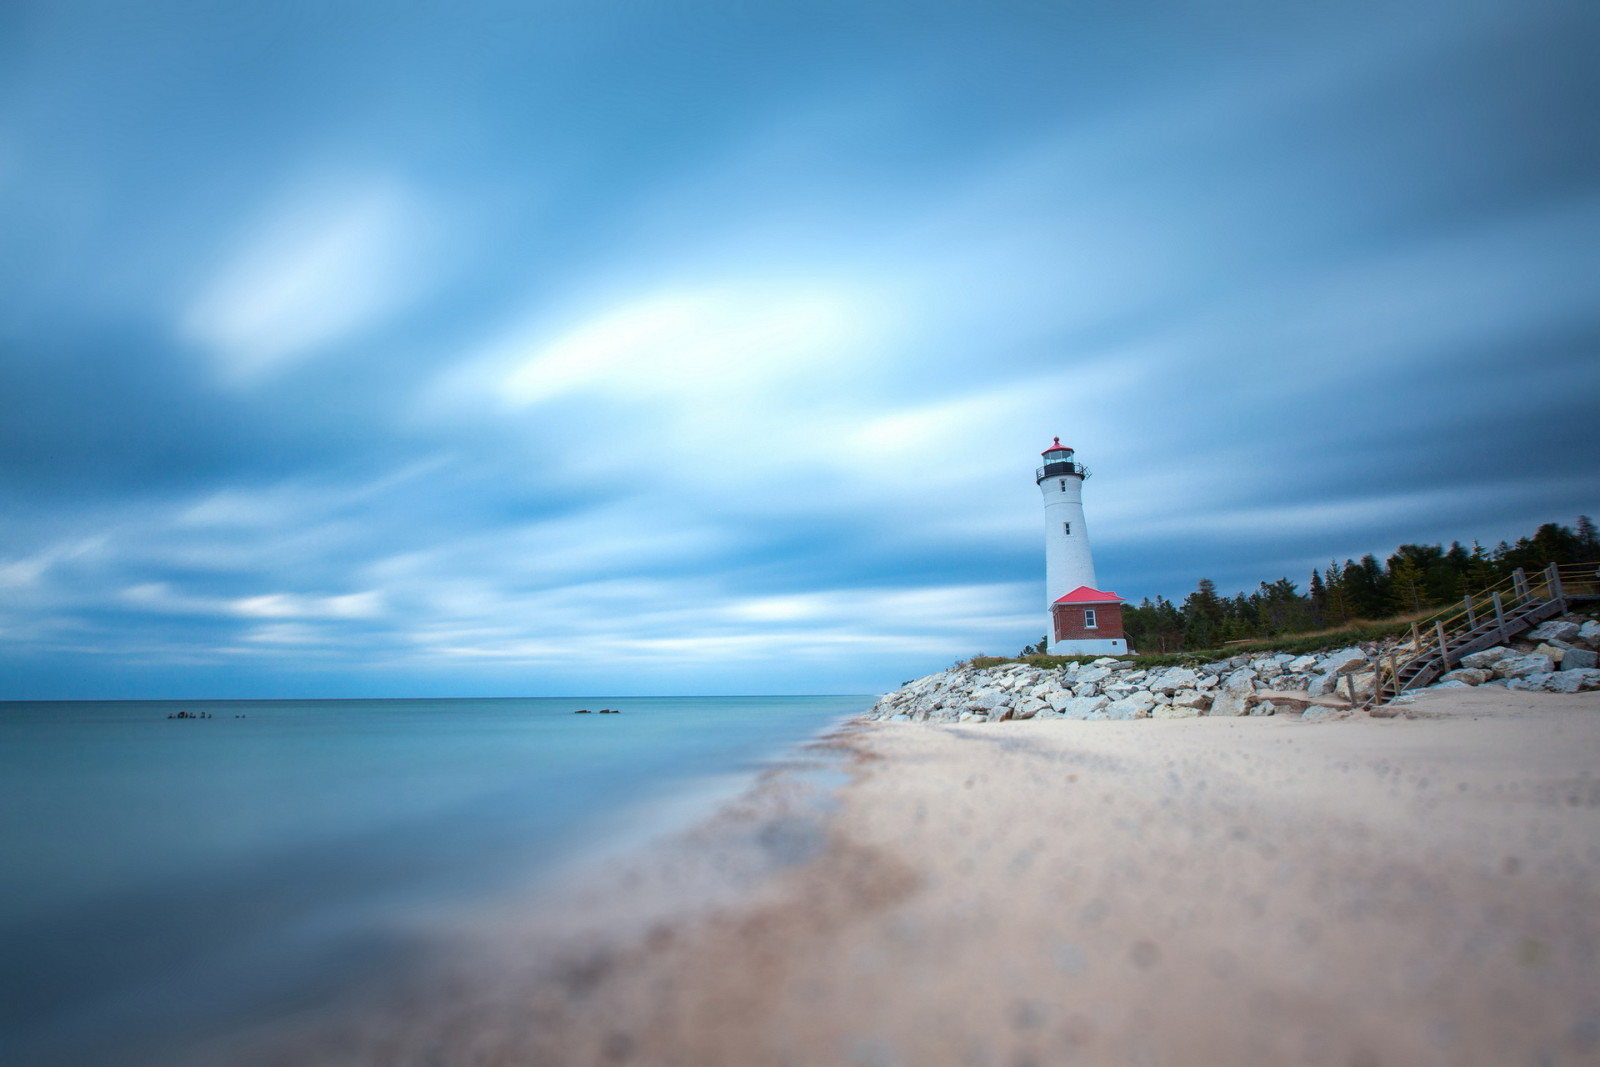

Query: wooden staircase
1374,562,1600,704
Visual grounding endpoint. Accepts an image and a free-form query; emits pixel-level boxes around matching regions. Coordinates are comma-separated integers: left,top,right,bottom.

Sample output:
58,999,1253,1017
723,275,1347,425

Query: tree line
1119,517,1600,654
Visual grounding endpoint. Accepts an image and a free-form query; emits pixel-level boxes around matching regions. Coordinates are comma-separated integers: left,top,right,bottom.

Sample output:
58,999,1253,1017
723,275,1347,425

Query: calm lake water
0,695,868,1064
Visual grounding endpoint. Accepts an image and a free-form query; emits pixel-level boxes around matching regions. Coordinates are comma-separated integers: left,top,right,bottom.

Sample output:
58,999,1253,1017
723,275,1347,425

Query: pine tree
1181,579,1225,650
1577,516,1599,562
1324,560,1350,624
1308,568,1327,622
1388,555,1426,614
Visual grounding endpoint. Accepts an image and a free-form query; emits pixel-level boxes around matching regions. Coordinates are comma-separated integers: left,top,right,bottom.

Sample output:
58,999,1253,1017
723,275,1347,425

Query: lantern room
1035,437,1090,484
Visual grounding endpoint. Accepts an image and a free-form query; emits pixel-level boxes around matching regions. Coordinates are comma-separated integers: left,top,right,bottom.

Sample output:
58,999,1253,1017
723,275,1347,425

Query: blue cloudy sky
2,0,1596,698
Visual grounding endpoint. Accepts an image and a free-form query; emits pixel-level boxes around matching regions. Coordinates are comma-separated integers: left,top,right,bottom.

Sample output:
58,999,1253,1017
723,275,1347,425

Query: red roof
1041,436,1073,455
1053,585,1124,604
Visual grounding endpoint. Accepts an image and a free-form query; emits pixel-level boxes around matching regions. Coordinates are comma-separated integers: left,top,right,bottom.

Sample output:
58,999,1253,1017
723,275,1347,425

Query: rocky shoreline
863,615,1600,724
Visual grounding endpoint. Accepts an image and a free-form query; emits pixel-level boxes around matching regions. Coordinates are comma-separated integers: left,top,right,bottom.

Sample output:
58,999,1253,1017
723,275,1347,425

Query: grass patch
954,619,1422,673
961,651,1227,673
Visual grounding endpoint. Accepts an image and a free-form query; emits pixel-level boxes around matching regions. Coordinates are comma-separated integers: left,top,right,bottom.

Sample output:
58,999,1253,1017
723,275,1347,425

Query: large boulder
1105,692,1156,720
1508,669,1600,694
1075,665,1116,686
1440,667,1493,686
1527,620,1581,642
1307,672,1341,698
1011,697,1049,721
1493,653,1556,679
1153,702,1201,719
1579,620,1600,644
1170,689,1213,712
1562,649,1599,671
1208,669,1256,717
967,688,1008,710
1460,646,1517,670
1062,695,1110,719
1318,647,1368,676
1146,667,1199,694
1534,643,1567,664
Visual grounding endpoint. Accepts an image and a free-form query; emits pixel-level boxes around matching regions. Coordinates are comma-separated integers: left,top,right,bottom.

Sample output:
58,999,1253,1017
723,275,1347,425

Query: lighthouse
1036,438,1128,655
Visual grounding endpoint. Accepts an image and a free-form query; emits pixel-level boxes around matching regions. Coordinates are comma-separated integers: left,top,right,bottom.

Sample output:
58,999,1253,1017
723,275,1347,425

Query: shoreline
206,689,1600,1065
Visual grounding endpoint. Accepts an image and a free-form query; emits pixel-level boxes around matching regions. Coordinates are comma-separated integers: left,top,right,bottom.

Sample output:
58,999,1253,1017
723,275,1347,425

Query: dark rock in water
574,709,591,714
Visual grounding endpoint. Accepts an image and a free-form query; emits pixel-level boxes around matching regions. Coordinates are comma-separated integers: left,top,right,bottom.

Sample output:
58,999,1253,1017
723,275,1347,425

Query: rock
1302,704,1342,722
1251,700,1277,716
1045,691,1077,712
1288,655,1318,672
1561,649,1599,670
1349,671,1376,701
1105,692,1156,720
1429,679,1472,689
1534,642,1567,663
1207,669,1256,717
1306,673,1340,698
1493,653,1555,679
1526,620,1581,642
1195,674,1220,691
1076,683,1100,698
1075,665,1115,686
1508,669,1600,694
1579,620,1600,644
1153,702,1201,719
1147,667,1199,694
1063,695,1110,719
1012,697,1048,721
1170,689,1213,711
1317,647,1368,676
1459,646,1517,670
1440,668,1493,686
968,688,1008,710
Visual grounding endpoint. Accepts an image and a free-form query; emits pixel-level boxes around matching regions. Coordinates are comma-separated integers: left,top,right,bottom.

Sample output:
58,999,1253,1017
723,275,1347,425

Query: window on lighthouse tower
1063,522,1071,535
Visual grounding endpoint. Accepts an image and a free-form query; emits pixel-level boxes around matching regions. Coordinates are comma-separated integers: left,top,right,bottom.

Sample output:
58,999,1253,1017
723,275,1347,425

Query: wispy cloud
181,177,436,382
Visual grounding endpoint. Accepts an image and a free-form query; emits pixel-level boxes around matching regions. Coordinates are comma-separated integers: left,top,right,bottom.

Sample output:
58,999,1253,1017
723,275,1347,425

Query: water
0,695,868,1064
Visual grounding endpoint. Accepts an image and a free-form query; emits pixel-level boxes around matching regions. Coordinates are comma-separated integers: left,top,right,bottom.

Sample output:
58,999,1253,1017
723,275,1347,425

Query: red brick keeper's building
1051,585,1128,654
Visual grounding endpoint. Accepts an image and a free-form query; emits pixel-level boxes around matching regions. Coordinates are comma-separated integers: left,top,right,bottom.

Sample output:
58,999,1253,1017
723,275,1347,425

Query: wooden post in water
1492,591,1508,642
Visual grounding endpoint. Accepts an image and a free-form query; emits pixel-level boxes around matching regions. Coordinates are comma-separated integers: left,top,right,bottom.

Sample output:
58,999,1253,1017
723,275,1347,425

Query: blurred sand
220,689,1600,1066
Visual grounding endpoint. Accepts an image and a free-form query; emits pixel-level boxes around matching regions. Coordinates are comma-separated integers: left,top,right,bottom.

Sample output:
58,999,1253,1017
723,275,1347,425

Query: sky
1,0,1596,699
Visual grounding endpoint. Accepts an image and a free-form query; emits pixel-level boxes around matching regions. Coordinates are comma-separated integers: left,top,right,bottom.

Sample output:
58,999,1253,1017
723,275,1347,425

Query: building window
1058,479,1066,491
1084,609,1097,628
1062,522,1071,535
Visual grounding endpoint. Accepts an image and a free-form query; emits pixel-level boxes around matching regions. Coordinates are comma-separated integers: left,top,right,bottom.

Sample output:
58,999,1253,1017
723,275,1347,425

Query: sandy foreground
215,689,1600,1067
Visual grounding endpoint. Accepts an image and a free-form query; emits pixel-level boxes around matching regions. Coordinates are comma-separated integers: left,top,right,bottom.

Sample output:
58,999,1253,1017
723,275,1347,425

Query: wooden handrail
1373,561,1596,701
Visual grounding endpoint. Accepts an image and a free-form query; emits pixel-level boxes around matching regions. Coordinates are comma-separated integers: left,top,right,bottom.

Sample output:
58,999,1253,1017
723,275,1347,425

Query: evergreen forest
1119,517,1600,654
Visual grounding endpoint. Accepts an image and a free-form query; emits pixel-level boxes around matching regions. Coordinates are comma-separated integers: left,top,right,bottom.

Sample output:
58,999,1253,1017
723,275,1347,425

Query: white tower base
1052,636,1127,656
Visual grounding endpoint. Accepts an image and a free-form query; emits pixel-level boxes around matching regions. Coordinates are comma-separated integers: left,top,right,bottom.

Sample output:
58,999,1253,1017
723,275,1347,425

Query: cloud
120,582,386,621
180,177,435,382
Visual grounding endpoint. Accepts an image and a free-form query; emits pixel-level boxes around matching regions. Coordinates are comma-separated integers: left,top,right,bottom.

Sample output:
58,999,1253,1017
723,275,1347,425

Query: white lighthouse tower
1036,438,1127,655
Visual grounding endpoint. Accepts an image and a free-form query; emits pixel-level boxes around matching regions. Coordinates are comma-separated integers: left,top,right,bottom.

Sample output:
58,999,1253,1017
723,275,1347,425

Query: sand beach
214,688,1600,1066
